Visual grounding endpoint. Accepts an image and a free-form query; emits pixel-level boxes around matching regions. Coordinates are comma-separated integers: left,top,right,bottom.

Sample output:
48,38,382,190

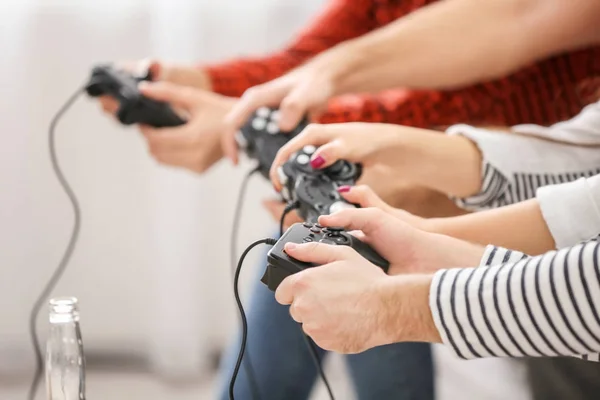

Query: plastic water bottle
45,297,86,400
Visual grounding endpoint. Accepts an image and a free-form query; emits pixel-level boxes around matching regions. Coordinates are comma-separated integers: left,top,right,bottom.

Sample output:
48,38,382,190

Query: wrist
315,41,366,97
377,275,441,344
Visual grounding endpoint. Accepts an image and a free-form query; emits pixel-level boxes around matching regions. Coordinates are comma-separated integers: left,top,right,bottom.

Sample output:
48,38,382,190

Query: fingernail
285,243,297,251
337,185,351,193
310,155,325,169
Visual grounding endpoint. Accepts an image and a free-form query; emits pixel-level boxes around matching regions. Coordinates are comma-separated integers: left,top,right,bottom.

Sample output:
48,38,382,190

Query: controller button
302,237,314,243
270,110,280,122
267,122,279,135
257,107,270,118
324,227,344,234
329,201,356,214
252,117,267,130
303,145,316,155
296,154,310,165
315,224,323,229
303,222,312,228
310,227,321,233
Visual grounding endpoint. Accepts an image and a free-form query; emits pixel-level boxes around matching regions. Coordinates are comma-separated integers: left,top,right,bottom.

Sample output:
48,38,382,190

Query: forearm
323,0,600,94
202,0,376,97
381,275,442,344
427,199,556,256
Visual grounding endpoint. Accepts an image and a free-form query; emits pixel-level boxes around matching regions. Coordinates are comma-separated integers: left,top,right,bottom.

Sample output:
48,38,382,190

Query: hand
98,60,211,115
319,208,486,275
136,82,236,173
270,123,409,190
275,241,441,352
275,241,392,353
221,53,343,165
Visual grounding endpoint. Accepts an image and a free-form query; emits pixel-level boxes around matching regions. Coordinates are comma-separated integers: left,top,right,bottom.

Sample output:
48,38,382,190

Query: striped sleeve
430,242,600,362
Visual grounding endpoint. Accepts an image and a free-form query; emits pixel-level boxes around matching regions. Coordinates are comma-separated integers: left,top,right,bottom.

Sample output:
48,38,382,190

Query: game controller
261,222,389,291
277,147,362,223
85,64,186,128
236,107,309,178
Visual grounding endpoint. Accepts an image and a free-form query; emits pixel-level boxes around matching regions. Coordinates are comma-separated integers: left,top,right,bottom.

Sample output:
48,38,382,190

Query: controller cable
229,238,277,400
279,203,335,400
28,86,87,400
229,166,263,400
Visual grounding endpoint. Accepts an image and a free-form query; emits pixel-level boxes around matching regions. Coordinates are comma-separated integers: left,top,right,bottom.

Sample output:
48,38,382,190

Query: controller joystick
262,223,389,291
278,147,362,223
236,107,309,178
86,64,186,128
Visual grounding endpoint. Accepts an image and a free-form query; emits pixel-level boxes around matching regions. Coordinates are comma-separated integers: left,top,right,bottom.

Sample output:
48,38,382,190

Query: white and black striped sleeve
429,242,600,362
537,175,600,249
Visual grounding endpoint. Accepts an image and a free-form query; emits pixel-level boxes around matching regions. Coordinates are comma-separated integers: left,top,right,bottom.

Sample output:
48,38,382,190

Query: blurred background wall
0,0,324,380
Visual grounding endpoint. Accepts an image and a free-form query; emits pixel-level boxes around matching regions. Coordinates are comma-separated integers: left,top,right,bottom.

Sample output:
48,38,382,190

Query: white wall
0,0,324,376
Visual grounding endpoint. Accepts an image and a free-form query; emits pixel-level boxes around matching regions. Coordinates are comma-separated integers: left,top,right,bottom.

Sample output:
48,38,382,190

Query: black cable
28,86,86,400
279,202,335,400
229,165,262,400
229,238,277,400
279,201,300,237
302,332,335,400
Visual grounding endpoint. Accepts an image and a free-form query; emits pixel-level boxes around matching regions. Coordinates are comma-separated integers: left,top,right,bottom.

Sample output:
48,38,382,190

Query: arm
429,173,600,254
202,0,395,97
430,242,600,361
327,0,600,94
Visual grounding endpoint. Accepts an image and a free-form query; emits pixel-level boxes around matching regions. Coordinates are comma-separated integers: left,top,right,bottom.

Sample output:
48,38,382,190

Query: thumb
284,241,357,265
318,207,390,236
278,82,315,131
337,185,391,210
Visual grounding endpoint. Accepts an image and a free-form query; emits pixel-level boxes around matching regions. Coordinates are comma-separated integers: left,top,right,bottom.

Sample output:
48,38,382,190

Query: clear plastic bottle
45,297,86,400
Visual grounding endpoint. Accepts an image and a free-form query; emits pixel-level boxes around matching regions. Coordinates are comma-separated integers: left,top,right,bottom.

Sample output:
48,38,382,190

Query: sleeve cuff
479,246,528,267
537,176,600,249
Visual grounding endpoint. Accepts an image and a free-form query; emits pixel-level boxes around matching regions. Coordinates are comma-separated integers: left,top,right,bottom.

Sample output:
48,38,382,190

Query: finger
220,128,239,166
288,302,303,323
318,207,390,236
275,275,296,305
99,96,119,114
269,124,334,190
223,80,290,163
138,81,200,109
309,140,347,169
283,241,356,265
278,82,315,131
336,185,390,210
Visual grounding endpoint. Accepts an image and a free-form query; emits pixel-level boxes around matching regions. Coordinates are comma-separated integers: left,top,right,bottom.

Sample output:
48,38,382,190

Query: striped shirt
448,101,600,212
430,241,600,362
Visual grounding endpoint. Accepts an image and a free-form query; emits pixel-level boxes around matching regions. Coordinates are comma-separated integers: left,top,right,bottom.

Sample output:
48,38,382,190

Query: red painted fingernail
337,185,351,193
310,155,325,169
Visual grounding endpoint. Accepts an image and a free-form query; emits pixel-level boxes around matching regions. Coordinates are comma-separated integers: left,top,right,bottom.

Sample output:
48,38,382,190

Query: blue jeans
217,257,434,400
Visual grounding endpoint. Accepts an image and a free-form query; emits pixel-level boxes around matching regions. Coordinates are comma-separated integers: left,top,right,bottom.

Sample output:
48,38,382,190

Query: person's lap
217,255,434,400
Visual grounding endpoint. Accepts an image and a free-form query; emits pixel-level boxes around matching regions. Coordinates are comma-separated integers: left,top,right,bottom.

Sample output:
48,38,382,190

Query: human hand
98,60,211,115
275,240,392,353
319,208,485,275
135,82,236,173
262,198,302,233
269,123,407,191
275,241,440,353
221,52,346,165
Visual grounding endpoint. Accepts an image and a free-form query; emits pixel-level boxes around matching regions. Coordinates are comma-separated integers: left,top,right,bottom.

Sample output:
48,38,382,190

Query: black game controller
236,107,309,178
277,147,362,223
85,64,186,128
261,222,389,291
